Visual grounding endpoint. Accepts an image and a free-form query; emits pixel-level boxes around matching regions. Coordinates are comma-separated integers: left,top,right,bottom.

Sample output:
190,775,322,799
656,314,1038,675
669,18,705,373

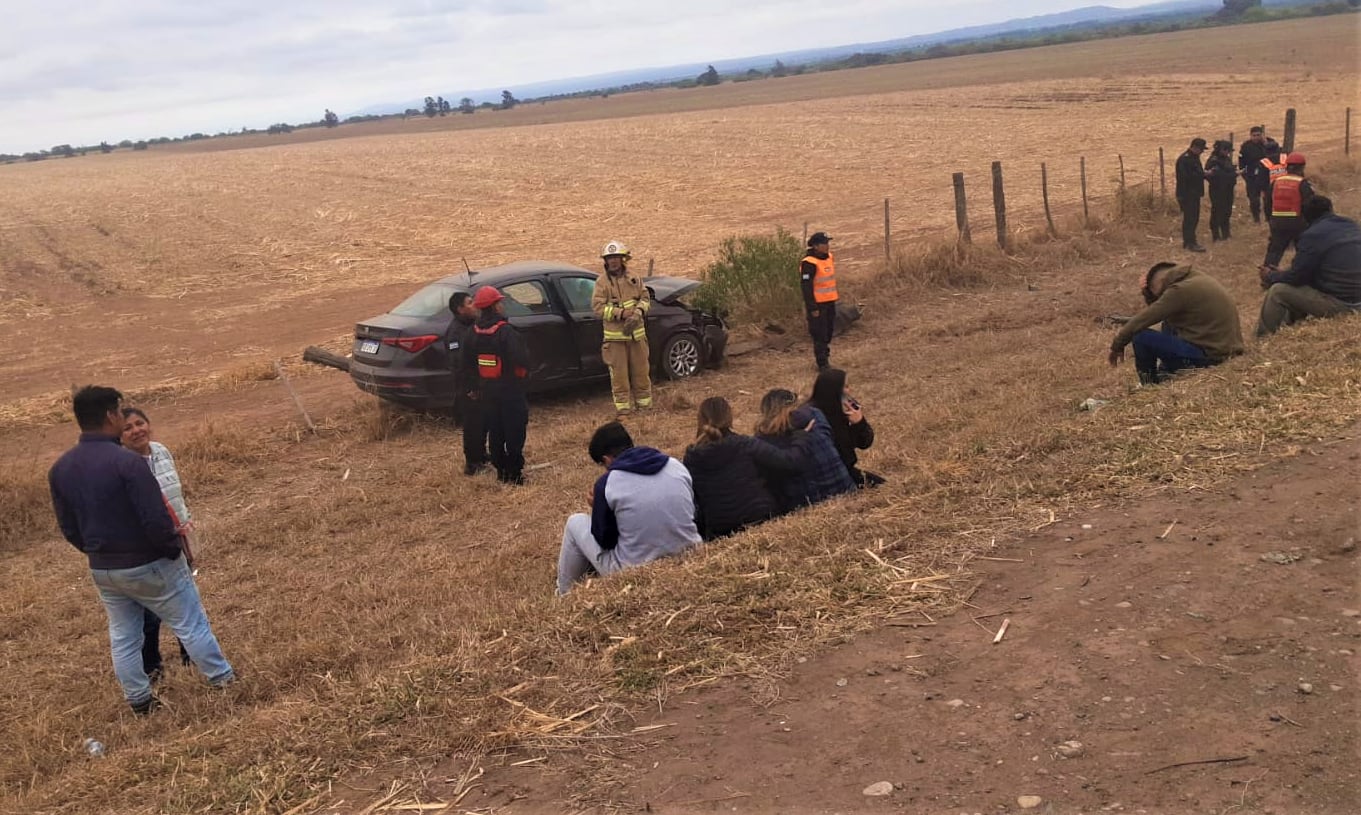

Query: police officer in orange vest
464,286,531,485
1263,153,1316,270
800,232,839,370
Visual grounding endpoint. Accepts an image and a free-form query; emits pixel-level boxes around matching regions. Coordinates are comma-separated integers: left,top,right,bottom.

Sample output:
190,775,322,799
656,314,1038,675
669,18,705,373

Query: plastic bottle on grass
83,738,106,757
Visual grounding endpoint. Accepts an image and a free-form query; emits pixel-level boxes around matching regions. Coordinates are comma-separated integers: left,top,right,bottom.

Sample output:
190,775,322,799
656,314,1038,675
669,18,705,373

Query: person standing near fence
592,240,652,417
1205,140,1238,242
1263,153,1315,270
800,231,838,370
1175,138,1209,253
1238,126,1277,223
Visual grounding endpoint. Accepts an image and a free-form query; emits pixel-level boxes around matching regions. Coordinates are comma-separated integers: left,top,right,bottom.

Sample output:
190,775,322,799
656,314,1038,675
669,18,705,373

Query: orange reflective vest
1261,157,1287,182
473,321,527,380
1271,175,1305,217
802,254,838,304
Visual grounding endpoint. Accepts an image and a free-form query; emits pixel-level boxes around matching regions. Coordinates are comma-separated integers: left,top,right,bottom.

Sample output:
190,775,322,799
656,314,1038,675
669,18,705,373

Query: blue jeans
1131,329,1211,382
90,557,233,705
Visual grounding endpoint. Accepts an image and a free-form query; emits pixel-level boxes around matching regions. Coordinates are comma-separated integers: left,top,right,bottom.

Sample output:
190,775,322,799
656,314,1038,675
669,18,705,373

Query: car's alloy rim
669,337,700,376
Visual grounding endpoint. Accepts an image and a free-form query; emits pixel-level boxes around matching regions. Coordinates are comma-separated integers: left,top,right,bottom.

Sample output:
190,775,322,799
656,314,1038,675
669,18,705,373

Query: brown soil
459,435,1361,814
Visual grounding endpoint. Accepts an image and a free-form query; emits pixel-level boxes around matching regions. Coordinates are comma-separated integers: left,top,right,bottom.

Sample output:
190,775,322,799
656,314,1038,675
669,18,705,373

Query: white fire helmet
601,240,631,259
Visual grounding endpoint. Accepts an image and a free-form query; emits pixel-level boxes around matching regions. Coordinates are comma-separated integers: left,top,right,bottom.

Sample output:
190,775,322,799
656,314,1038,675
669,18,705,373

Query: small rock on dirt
1018,795,1044,809
1260,550,1304,565
1341,609,1361,618
1298,682,1314,695
1115,601,1132,609
1079,398,1108,412
946,698,966,708
863,781,894,797
835,678,848,687
1056,740,1085,758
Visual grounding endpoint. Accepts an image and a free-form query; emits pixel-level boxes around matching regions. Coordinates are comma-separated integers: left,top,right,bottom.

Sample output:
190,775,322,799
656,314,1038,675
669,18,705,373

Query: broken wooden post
1118,154,1126,191
274,360,316,434
1283,108,1296,153
1158,147,1166,199
1347,107,1352,156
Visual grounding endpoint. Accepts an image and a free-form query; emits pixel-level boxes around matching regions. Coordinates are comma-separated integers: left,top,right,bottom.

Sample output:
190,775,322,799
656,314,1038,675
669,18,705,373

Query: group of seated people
556,368,884,595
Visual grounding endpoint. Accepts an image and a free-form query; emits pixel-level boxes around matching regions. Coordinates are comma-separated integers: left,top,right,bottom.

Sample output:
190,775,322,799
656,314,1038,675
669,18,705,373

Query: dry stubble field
0,14,1359,815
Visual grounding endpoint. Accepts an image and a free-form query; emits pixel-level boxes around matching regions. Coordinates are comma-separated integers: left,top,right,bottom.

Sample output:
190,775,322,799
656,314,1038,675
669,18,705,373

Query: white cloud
0,0,1159,153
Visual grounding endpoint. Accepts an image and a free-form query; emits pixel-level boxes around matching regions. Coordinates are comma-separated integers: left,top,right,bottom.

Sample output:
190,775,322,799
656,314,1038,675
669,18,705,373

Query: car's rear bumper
350,362,456,410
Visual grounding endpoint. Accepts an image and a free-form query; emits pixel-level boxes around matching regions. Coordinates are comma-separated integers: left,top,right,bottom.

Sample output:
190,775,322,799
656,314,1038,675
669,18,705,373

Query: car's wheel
661,332,702,380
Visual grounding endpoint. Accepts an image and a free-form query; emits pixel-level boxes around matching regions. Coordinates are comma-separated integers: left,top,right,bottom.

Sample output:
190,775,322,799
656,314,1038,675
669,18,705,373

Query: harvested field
0,14,1359,815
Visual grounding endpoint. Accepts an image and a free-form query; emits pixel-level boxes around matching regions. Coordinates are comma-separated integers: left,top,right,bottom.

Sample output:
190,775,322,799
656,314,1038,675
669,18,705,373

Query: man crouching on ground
556,422,701,595
1257,196,1361,336
1107,262,1245,385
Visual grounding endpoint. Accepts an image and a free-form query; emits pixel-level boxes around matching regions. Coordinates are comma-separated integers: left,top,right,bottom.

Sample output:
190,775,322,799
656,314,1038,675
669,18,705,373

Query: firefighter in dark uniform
447,292,489,476
800,231,839,370
1205,140,1237,242
1263,153,1315,270
1175,138,1209,253
464,286,530,485
1238,126,1279,223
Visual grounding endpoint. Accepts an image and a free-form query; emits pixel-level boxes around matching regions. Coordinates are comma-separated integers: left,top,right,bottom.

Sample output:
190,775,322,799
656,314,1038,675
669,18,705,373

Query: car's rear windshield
390,283,462,318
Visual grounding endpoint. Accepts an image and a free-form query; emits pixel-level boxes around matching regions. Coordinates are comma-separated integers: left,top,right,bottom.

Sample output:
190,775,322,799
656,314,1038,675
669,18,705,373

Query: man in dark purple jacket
49,385,234,714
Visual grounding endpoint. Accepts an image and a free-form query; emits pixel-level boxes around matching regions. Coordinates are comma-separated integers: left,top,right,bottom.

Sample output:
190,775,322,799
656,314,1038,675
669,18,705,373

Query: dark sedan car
350,260,727,411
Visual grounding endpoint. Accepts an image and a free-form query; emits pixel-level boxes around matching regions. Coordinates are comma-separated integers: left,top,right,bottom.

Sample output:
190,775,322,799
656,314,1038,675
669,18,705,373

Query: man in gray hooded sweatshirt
556,422,701,595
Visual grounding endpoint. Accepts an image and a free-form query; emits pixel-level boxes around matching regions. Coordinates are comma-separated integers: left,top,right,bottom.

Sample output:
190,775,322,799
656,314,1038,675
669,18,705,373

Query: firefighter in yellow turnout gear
592,241,652,415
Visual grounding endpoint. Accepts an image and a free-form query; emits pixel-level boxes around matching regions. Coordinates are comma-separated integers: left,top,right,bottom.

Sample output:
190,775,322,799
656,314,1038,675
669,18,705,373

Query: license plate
359,340,380,354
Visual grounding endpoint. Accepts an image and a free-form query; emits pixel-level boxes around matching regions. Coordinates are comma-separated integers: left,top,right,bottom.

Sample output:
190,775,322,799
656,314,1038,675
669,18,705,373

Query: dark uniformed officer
464,287,530,485
1238,126,1279,223
447,292,489,476
1175,138,1209,253
1205,140,1238,242
800,231,839,370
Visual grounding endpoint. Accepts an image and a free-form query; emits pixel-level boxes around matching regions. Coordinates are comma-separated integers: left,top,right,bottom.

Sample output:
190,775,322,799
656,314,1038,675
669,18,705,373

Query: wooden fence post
991,161,1007,251
647,258,654,276
1347,107,1352,156
1283,108,1296,153
1228,131,1234,147
1118,154,1126,191
802,222,808,245
1080,156,1089,223
952,172,970,244
883,198,891,269
1159,147,1166,199
1041,162,1057,237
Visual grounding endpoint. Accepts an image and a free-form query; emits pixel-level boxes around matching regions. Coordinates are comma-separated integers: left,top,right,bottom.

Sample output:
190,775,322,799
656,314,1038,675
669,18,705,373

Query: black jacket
463,312,530,395
683,432,807,539
1238,138,1278,184
1176,150,1206,200
446,314,478,390
1266,214,1361,305
49,434,183,570
1205,154,1237,196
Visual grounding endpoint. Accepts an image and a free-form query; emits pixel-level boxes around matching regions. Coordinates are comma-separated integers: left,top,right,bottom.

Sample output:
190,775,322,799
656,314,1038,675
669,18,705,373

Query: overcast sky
1,0,1160,154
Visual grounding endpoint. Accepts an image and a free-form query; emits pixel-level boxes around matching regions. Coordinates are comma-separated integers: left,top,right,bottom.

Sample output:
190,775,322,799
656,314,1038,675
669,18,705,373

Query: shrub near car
350,261,727,412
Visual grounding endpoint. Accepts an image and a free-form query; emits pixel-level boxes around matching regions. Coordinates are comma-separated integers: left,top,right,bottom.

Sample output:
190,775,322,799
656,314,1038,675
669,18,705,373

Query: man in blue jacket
1257,196,1361,336
49,385,234,714
555,422,701,595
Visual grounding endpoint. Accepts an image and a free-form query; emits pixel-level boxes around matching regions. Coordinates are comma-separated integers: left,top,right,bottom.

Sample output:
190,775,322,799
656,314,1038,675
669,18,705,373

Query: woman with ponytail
682,396,809,540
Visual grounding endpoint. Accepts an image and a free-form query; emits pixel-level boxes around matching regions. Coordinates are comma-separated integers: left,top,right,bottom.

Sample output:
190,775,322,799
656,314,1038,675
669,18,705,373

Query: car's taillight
381,334,440,353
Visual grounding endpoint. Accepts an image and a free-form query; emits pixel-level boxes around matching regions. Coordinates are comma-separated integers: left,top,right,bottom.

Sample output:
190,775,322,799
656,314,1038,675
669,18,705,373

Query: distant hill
361,0,1316,116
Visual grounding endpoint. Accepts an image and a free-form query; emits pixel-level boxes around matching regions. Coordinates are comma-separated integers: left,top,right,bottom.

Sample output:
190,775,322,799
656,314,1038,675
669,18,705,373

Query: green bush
692,228,805,327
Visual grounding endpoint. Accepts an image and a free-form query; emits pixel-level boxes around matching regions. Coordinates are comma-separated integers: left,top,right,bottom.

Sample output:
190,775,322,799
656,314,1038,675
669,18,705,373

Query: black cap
1250,125,1264,134
1190,137,1207,149
808,231,832,247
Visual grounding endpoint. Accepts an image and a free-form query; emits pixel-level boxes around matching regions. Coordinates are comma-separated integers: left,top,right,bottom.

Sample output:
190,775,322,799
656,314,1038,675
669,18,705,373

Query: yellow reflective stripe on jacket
603,328,647,342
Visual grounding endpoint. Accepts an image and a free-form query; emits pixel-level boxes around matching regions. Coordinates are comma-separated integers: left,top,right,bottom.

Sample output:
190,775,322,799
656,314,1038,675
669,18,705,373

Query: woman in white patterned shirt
121,407,194,680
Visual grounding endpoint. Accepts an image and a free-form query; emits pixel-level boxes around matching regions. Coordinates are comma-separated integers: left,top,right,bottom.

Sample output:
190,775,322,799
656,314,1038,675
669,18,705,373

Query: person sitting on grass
754,388,855,512
1256,196,1361,336
1107,262,1245,385
808,368,885,488
682,396,810,540
556,422,700,595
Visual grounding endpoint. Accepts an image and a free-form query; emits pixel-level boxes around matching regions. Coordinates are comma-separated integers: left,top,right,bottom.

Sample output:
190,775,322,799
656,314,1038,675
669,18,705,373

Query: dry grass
2,157,1356,814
